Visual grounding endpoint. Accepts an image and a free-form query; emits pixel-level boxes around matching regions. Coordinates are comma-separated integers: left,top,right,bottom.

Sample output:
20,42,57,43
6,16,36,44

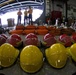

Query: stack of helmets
23,25,36,35
9,25,25,35
36,26,48,35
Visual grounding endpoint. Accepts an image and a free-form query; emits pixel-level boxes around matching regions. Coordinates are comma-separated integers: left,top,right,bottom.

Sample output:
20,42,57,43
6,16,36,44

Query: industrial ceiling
0,0,75,15
0,0,44,14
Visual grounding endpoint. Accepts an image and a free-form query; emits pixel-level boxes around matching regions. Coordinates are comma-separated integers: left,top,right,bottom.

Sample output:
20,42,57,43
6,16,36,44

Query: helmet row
0,33,40,47
0,43,76,73
0,33,76,48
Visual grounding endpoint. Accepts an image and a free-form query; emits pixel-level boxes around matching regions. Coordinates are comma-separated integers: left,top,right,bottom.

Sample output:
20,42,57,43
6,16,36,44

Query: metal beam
0,1,43,10
0,0,15,6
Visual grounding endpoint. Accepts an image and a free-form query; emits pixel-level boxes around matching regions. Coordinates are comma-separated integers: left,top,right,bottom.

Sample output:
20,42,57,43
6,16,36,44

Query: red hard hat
59,34,67,41
43,33,56,47
59,34,72,47
1,34,8,39
7,34,22,47
71,34,76,43
0,35,6,46
24,33,39,46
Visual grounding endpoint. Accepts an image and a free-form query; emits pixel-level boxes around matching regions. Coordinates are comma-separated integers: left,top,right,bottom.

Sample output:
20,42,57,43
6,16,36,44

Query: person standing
28,6,33,25
24,8,28,25
17,8,22,25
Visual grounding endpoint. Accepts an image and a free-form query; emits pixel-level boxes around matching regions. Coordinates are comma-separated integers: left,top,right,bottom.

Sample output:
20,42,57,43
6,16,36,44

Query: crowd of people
17,6,33,25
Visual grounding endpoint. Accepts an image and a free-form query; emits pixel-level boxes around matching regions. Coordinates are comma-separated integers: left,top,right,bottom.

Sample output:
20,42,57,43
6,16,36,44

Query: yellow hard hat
69,43,76,62
0,43,19,67
66,47,71,56
45,43,67,68
20,45,43,73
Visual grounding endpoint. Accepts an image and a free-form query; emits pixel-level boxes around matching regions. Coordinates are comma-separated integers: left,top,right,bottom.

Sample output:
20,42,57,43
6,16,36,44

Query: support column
45,0,51,16
65,1,68,22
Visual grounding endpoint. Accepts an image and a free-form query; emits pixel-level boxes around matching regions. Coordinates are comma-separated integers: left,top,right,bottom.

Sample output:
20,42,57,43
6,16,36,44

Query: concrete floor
0,35,76,75
0,58,76,75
